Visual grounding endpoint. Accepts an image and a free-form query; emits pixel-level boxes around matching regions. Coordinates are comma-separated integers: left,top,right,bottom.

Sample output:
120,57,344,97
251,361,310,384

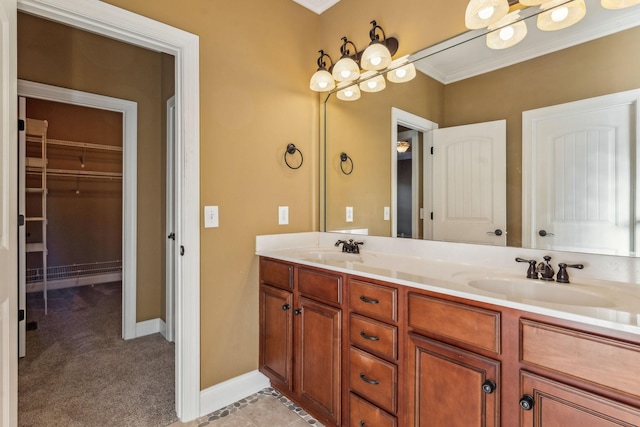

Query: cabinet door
408,333,500,427
520,372,640,427
259,285,293,391
295,296,342,426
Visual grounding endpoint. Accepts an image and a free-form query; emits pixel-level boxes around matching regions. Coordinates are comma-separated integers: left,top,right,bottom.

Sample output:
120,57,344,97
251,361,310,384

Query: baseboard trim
199,370,270,417
135,318,166,338
26,272,122,293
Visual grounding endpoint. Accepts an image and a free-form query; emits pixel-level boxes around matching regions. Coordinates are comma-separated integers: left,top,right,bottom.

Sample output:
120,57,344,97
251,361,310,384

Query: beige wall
18,13,166,322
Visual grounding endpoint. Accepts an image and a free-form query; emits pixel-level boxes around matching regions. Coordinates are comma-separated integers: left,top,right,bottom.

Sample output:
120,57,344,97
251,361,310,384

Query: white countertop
256,232,640,336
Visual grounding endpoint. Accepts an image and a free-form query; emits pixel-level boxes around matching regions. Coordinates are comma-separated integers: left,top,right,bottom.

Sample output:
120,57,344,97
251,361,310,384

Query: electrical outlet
346,206,354,222
384,206,390,221
278,206,289,225
204,206,219,228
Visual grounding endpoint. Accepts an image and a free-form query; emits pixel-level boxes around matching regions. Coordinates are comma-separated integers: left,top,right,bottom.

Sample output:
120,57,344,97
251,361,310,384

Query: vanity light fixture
386,55,416,83
465,0,511,29
309,50,336,92
601,0,640,8
336,83,361,101
486,11,528,49
537,0,586,31
332,37,360,83
360,20,394,71
359,71,386,92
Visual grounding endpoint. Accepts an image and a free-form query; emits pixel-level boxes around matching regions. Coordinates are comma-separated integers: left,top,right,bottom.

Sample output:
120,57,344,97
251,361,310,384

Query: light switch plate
278,206,289,225
204,205,219,228
346,206,353,222
384,206,390,221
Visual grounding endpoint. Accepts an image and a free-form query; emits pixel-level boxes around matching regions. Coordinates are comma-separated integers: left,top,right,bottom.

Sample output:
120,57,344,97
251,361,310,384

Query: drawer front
521,319,640,398
350,313,397,361
259,257,293,290
408,293,500,354
349,279,397,322
298,267,343,304
349,393,397,427
349,347,397,414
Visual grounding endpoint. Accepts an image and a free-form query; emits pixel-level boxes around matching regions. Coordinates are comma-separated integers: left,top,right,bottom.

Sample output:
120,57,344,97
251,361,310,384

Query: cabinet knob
359,422,365,427
359,373,379,385
293,309,302,315
482,379,496,394
519,394,535,411
281,304,290,311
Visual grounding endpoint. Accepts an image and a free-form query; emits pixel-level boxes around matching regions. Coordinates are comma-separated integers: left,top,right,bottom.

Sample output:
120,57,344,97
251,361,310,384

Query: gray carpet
18,282,177,426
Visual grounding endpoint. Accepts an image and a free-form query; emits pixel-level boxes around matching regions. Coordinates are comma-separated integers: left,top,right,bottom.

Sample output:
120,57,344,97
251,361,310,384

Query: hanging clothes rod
27,167,122,179
26,135,123,152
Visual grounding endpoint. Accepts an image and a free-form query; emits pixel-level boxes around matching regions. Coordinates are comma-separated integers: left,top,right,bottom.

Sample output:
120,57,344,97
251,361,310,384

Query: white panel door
0,0,17,424
432,120,506,245
528,99,634,255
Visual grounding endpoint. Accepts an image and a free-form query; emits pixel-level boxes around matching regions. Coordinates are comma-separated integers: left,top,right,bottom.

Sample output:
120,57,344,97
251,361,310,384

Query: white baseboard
135,318,166,338
199,370,270,417
26,272,122,293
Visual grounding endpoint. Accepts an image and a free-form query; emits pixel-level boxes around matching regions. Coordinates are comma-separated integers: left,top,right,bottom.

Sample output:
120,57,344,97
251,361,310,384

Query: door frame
16,0,201,421
522,89,640,250
391,107,438,238
18,80,138,341
166,95,175,343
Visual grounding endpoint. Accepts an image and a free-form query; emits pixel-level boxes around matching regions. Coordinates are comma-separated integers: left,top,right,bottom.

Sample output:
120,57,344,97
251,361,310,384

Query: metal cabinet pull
359,295,379,304
360,331,380,341
359,373,379,385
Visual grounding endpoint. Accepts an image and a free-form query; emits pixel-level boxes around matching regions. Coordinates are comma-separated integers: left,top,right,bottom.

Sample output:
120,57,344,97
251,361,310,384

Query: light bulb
396,69,407,78
551,6,569,22
318,81,328,89
340,69,351,79
499,26,514,41
370,56,382,66
478,6,495,19
367,81,378,90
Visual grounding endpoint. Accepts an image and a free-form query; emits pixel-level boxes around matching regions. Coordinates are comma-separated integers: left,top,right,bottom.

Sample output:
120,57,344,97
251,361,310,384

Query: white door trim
522,89,640,249
16,0,201,421
165,95,175,343
17,80,138,340
391,107,438,238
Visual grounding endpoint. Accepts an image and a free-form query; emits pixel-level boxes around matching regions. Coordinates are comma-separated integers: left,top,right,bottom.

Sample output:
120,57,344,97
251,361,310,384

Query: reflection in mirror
323,0,640,256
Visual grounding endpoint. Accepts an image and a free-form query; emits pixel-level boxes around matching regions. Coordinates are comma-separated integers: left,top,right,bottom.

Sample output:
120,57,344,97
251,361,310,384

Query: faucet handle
556,263,584,284
515,258,539,279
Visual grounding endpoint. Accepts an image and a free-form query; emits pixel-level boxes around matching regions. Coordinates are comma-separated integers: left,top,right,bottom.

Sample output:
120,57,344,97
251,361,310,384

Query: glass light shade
310,69,335,92
359,72,386,93
601,0,640,8
386,56,416,83
336,84,361,101
465,0,510,29
537,0,586,31
332,57,360,82
361,43,393,71
486,16,527,50
518,0,553,5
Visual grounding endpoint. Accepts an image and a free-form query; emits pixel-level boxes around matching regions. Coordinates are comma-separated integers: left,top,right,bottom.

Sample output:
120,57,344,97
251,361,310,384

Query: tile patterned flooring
169,388,325,427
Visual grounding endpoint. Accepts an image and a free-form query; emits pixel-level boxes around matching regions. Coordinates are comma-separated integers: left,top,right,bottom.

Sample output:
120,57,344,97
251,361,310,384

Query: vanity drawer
349,279,397,322
521,319,640,398
408,293,501,354
259,258,293,290
349,392,397,427
350,313,397,361
349,347,397,414
298,267,342,304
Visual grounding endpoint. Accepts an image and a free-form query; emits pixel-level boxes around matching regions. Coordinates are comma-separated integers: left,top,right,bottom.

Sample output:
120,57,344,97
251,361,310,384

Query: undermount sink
468,278,617,307
298,249,362,262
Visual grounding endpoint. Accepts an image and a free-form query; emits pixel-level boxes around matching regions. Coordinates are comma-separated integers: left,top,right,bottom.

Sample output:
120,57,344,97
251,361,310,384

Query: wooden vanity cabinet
259,258,344,427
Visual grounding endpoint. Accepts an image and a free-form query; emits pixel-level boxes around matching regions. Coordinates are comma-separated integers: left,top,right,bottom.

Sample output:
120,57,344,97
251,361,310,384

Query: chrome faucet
334,239,364,254
537,255,555,281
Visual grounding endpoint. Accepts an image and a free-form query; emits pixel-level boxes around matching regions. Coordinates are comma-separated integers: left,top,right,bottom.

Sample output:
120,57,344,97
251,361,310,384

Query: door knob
486,229,503,236
538,230,554,237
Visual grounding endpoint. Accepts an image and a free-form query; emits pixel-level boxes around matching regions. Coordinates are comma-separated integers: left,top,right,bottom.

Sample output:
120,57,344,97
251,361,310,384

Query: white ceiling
413,0,640,84
292,0,341,14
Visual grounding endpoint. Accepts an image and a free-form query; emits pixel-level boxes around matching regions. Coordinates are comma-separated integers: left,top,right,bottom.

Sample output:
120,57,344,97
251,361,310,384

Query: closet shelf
26,135,123,152
25,217,45,222
26,243,46,253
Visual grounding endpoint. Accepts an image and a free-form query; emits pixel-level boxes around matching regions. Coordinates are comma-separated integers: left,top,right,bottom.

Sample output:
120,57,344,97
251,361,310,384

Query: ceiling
292,0,341,14
413,0,640,84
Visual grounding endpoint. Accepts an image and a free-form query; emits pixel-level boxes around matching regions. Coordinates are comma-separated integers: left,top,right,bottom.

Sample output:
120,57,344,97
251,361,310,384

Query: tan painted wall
444,26,640,246
98,0,321,388
24,99,122,269
18,13,165,322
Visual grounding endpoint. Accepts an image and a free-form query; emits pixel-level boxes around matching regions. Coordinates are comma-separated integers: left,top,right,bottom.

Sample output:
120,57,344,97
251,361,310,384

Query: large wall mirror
322,0,640,257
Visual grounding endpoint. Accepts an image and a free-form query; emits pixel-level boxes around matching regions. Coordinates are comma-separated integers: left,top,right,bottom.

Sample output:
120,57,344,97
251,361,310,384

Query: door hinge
18,214,25,226
18,119,25,132
430,212,434,220
167,232,175,240
18,309,25,322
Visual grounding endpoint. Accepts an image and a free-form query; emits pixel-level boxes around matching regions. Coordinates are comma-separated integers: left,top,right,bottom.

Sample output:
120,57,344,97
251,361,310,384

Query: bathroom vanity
257,233,640,427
